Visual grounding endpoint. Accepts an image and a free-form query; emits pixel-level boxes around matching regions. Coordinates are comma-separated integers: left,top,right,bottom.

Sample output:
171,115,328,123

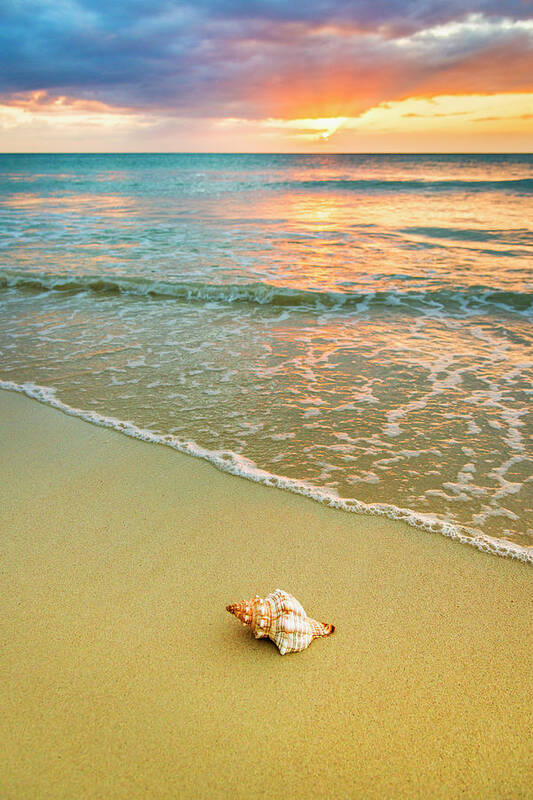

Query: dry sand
1,388,532,799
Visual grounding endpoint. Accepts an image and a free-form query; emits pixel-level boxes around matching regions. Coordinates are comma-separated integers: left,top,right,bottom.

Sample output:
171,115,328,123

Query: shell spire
226,599,254,626
226,589,335,655
308,618,335,638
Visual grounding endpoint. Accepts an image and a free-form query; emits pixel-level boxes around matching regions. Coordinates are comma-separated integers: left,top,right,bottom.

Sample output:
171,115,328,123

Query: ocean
0,153,531,562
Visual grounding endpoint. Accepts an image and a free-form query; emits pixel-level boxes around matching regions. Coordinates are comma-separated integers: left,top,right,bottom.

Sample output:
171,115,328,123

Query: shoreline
1,388,532,798
2,379,530,565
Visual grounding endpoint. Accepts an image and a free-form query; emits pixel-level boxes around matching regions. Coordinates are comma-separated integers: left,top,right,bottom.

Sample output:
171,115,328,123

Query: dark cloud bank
1,0,532,117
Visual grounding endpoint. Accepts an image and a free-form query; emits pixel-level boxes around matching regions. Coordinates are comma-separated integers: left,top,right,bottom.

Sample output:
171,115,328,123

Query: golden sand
1,389,532,799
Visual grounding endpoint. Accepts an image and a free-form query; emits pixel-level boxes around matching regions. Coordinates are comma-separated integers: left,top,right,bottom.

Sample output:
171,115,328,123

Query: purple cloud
1,1,532,118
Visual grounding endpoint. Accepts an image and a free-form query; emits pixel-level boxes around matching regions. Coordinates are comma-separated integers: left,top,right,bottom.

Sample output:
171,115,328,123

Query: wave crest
273,177,533,195
1,270,531,316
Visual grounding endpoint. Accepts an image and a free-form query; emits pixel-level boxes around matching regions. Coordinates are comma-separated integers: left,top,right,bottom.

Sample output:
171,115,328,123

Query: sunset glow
0,3,532,151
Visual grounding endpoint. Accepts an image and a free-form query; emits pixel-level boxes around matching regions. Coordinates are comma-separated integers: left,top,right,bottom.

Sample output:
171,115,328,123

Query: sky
0,0,532,152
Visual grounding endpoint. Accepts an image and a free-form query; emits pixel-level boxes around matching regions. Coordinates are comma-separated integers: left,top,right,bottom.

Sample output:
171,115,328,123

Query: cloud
402,112,469,118
0,90,152,133
3,89,128,114
188,2,533,35
474,113,533,121
0,1,532,122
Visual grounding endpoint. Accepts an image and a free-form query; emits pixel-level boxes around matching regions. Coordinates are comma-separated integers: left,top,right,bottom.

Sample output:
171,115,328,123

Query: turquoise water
0,153,532,561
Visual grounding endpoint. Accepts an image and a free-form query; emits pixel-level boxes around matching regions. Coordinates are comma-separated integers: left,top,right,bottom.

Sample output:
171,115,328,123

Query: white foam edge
1,378,531,565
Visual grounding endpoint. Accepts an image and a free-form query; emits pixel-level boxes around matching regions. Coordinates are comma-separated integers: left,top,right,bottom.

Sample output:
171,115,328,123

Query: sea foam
1,379,531,565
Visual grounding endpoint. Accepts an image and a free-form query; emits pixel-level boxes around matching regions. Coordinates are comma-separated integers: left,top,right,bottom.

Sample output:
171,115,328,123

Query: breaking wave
1,270,531,316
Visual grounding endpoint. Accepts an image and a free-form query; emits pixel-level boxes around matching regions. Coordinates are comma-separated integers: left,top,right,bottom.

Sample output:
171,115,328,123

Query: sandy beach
1,387,532,799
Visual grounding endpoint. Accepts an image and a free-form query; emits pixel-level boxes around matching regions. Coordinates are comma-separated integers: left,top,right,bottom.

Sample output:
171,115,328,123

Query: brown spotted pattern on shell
226,589,334,655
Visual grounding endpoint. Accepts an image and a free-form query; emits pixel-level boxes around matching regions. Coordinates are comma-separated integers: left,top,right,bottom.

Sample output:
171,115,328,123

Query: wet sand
1,388,532,799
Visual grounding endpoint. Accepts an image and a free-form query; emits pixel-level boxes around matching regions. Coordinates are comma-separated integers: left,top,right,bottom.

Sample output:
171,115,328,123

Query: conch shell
226,589,334,655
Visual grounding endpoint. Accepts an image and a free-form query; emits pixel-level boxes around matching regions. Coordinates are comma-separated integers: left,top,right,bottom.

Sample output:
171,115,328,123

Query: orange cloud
215,15,533,123
2,90,134,115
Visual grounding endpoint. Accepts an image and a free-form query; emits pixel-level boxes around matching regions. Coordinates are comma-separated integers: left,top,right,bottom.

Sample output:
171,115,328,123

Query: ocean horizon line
1,150,533,156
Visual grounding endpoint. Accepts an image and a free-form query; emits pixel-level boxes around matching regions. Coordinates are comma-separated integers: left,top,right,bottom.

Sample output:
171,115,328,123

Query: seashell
226,588,334,655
